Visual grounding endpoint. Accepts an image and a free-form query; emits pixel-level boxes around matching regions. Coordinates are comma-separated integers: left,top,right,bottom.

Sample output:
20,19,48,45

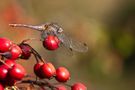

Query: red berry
41,62,56,78
0,83,4,90
5,59,16,67
71,83,87,90
34,62,44,78
9,64,26,80
19,44,31,59
43,35,60,50
56,85,67,90
0,65,9,80
8,44,22,59
55,67,70,82
0,37,12,52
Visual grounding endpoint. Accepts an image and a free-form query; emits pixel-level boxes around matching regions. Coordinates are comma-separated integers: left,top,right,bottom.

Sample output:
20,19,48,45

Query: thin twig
18,79,57,89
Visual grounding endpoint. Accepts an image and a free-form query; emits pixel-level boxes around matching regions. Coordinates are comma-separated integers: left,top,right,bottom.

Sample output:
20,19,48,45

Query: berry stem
64,83,72,87
21,38,36,43
31,47,45,63
32,52,40,63
31,48,45,63
53,82,72,87
21,38,41,44
0,59,12,68
17,79,57,89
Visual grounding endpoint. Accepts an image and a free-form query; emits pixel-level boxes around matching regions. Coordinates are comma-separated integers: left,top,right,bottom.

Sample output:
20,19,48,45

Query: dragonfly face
9,23,88,53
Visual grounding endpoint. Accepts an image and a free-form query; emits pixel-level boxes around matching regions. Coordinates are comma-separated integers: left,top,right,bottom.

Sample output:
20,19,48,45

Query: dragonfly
9,23,88,53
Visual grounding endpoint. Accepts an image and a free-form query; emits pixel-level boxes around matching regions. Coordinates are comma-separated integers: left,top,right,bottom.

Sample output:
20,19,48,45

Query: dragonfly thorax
45,23,63,33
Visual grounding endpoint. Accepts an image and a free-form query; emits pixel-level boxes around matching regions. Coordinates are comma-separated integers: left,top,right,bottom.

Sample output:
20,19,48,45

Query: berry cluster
0,37,26,89
0,25,87,90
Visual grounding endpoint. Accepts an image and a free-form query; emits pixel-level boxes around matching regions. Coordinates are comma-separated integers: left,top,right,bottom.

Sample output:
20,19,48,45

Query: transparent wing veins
57,33,88,52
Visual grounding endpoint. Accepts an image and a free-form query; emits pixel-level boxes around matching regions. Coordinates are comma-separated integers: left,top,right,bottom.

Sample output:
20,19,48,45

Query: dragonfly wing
57,44,74,56
69,38,88,52
57,33,72,49
57,33,88,52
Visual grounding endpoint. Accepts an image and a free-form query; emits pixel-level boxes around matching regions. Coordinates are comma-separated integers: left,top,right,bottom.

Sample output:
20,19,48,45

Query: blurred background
0,0,135,90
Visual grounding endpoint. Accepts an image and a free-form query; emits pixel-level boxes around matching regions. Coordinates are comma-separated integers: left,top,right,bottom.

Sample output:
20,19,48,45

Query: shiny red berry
19,44,31,59
0,37,12,52
34,62,44,78
41,62,56,78
55,67,70,82
43,35,60,50
5,59,16,67
9,64,26,80
8,44,22,59
0,65,9,80
71,83,87,90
